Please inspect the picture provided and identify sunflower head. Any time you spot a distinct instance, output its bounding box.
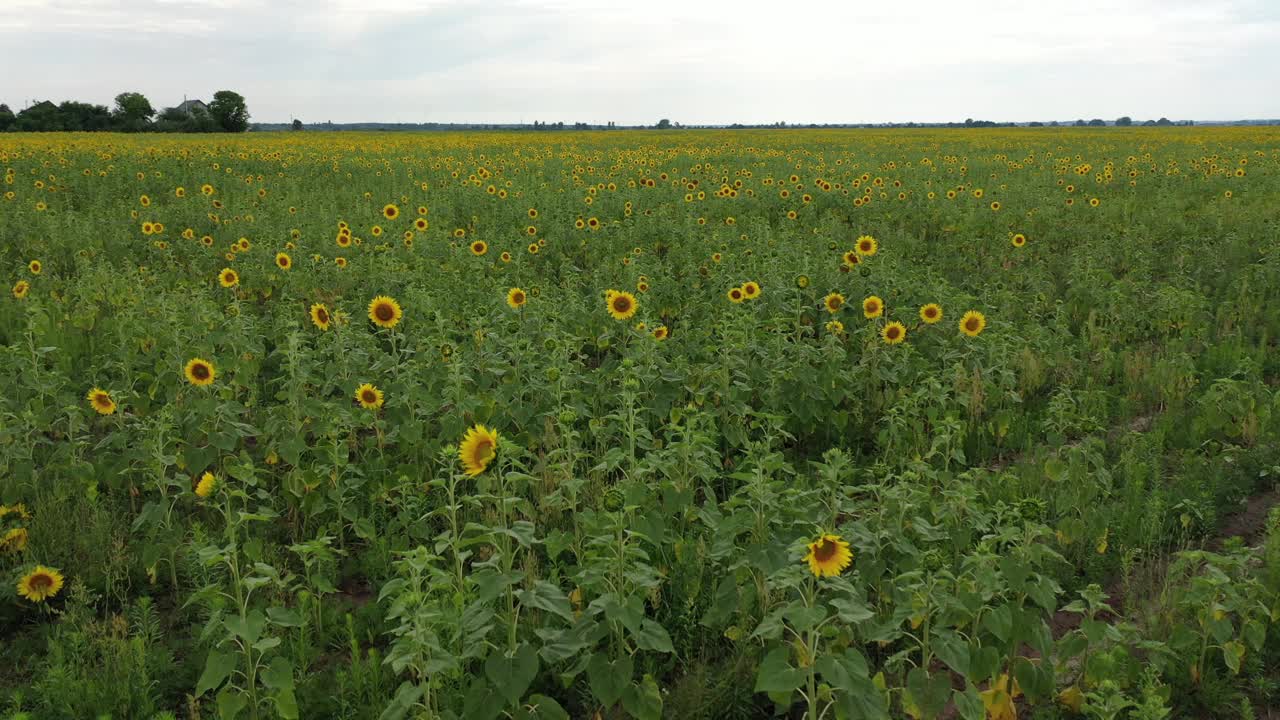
[355,383,384,410]
[823,292,845,314]
[804,534,852,578]
[383,203,400,220]
[507,287,527,309]
[653,325,669,341]
[825,319,844,335]
[742,281,761,299]
[28,260,42,275]
[855,235,878,256]
[1011,233,1027,248]
[17,565,65,603]
[12,280,30,299]
[862,296,884,319]
[727,287,745,304]
[459,424,500,476]
[606,290,638,320]
[184,358,216,386]
[310,303,331,331]
[920,304,943,324]
[795,274,810,288]
[367,295,403,329]
[470,240,488,256]
[275,252,292,270]
[882,321,907,345]
[218,268,239,287]
[195,472,217,498]
[87,388,116,415]
[960,310,987,337]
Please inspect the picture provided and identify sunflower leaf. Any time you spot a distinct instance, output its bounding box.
[196,649,236,697]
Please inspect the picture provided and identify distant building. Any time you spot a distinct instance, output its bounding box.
[174,99,208,115]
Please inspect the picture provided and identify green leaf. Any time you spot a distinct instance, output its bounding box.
[1222,640,1246,674]
[633,619,674,653]
[485,642,539,707]
[829,595,875,624]
[587,652,632,706]
[904,668,951,720]
[216,686,247,720]
[261,656,294,691]
[196,649,236,697]
[621,674,663,720]
[1012,657,1052,702]
[379,681,425,720]
[518,581,574,623]
[754,647,805,694]
[983,604,1012,643]
[266,606,304,628]
[512,694,570,720]
[933,631,970,677]
[225,609,266,645]
[953,686,985,720]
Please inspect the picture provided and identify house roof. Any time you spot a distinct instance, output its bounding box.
[175,99,207,112]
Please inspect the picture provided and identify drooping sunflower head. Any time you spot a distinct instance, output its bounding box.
[310,303,331,331]
[218,268,239,287]
[506,287,527,309]
[184,358,216,386]
[960,310,987,337]
[17,565,65,603]
[470,240,488,256]
[881,321,907,345]
[804,534,852,578]
[741,281,761,299]
[195,471,216,498]
[355,383,384,410]
[606,290,638,320]
[823,292,845,314]
[275,252,292,270]
[367,295,403,329]
[459,424,500,476]
[920,303,943,324]
[653,325,669,341]
[862,295,884,319]
[87,388,116,415]
[855,235,878,256]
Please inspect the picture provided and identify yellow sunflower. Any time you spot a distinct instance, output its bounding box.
[17,565,65,603]
[195,471,216,498]
[470,240,488,256]
[653,325,669,341]
[2,527,28,553]
[823,292,845,314]
[804,534,853,578]
[459,424,500,476]
[184,358,216,386]
[606,290,638,320]
[367,295,403,329]
[727,286,746,303]
[960,310,987,337]
[855,235,878,256]
[310,303,331,331]
[12,280,30,299]
[507,288,527,309]
[87,388,116,415]
[355,383,384,410]
[825,319,844,335]
[218,268,239,287]
[382,203,400,221]
[919,304,942,324]
[275,252,292,270]
[1011,233,1027,248]
[881,321,907,345]
[742,281,761,300]
[862,296,884,319]
[28,260,42,275]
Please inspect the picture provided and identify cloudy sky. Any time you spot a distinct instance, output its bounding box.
[2,0,1278,125]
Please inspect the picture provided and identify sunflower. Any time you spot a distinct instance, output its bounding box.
[500,251,513,263]
[336,233,352,248]
[195,471,216,498]
[606,290,638,320]
[960,310,987,337]
[371,225,383,237]
[823,292,845,314]
[527,243,539,255]
[881,321,907,344]
[28,260,42,275]
[1089,197,1100,207]
[727,287,745,303]
[919,303,942,324]
[87,388,116,415]
[506,287,527,309]
[795,275,810,289]
[355,383,384,410]
[855,235,878,256]
[804,534,853,578]
[310,303,331,331]
[653,325,669,341]
[382,203,400,220]
[275,252,292,270]
[2,527,28,553]
[825,319,844,335]
[201,183,215,196]
[990,201,1001,211]
[842,250,861,267]
[742,281,761,300]
[862,296,884,319]
[218,268,239,287]
[12,280,30,299]
[367,295,403,329]
[459,424,500,476]
[335,257,348,268]
[528,208,538,219]
[184,358,216,386]
[1011,233,1027,248]
[17,565,65,603]
[470,240,488,256]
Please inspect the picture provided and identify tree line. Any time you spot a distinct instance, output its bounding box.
[0,91,250,133]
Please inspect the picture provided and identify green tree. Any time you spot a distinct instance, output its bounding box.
[208,90,250,132]
[1115,116,1132,126]
[113,92,155,132]
[656,118,672,129]
[291,119,303,131]
[0,103,14,132]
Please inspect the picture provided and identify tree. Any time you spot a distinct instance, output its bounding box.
[0,104,14,132]
[1156,117,1173,126]
[291,119,303,131]
[113,92,155,131]
[16,101,63,131]
[1115,116,1132,126]
[655,118,672,129]
[1087,118,1105,127]
[208,91,250,132]
[58,101,112,131]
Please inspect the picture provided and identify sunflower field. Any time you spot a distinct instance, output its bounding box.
[3,128,1280,719]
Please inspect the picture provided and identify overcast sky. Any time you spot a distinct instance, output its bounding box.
[2,0,1278,125]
